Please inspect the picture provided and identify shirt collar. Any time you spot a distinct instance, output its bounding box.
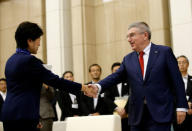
[0,91,6,97]
[92,80,96,84]
[143,42,151,55]
[137,42,151,55]
[183,74,188,79]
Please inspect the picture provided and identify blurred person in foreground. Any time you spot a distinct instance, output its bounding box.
[0,78,7,121]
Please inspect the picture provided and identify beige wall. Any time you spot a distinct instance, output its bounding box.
[169,0,192,75]
[71,0,171,82]
[0,0,171,82]
[71,0,97,83]
[0,0,46,77]
[45,0,74,78]
[95,0,171,79]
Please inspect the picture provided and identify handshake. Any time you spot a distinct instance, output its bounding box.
[81,84,99,98]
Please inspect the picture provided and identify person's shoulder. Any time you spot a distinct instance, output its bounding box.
[27,55,43,64]
[6,52,33,65]
[152,43,171,51]
[9,52,37,61]
[122,51,136,61]
[6,53,16,62]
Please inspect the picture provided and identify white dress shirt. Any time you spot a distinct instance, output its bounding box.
[69,93,78,109]
[183,75,188,91]
[92,81,98,110]
[0,91,6,101]
[69,93,77,104]
[117,83,122,97]
[183,75,189,100]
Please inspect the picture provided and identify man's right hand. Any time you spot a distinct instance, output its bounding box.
[81,84,98,98]
[177,111,186,124]
[115,107,127,118]
[88,84,99,97]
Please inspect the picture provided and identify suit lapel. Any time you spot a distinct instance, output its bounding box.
[114,85,120,96]
[122,82,129,96]
[144,43,159,82]
[67,93,73,104]
[0,94,3,102]
[186,75,192,94]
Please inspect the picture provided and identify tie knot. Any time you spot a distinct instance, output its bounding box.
[139,51,144,56]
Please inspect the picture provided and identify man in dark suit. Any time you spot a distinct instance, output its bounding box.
[1,21,97,131]
[81,64,107,116]
[90,22,188,131]
[173,55,192,131]
[0,95,3,121]
[0,78,6,121]
[104,62,130,131]
[104,62,129,114]
[58,71,82,121]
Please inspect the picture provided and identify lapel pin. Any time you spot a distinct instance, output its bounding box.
[154,51,158,53]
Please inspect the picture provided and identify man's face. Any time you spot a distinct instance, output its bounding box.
[27,37,41,54]
[112,65,120,73]
[177,57,189,73]
[126,27,147,52]
[64,73,74,81]
[0,80,7,92]
[89,66,101,80]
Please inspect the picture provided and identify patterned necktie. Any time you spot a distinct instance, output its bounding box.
[139,51,144,76]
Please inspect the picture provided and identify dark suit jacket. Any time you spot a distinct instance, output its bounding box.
[80,82,107,115]
[58,90,81,121]
[98,43,188,125]
[173,75,192,131]
[1,51,82,121]
[0,95,4,120]
[104,82,129,113]
[186,75,192,103]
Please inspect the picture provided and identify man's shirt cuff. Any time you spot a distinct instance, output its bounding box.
[176,108,188,112]
[95,84,101,93]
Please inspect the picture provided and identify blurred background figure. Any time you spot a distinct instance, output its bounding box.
[80,64,107,116]
[57,71,82,121]
[0,78,7,101]
[39,84,56,131]
[104,62,130,131]
[0,78,7,121]
[173,55,192,131]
